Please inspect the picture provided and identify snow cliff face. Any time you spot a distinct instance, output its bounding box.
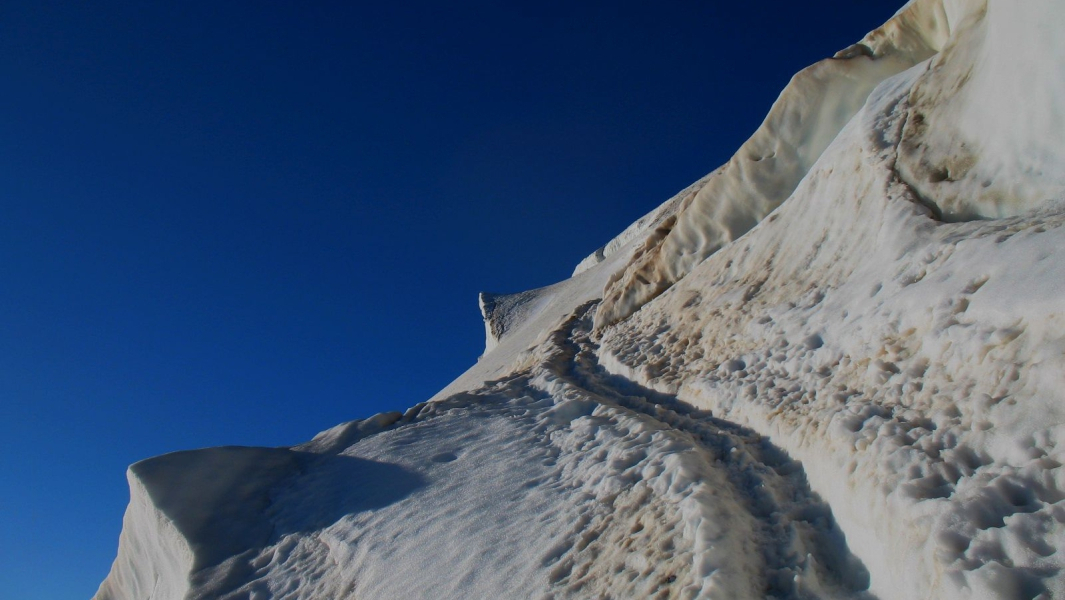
[97,0,1065,598]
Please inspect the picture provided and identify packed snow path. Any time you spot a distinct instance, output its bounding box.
[530,302,874,598]
[96,303,872,600]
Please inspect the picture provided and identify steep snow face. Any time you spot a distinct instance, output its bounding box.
[895,0,1065,220]
[94,467,194,600]
[97,0,1065,598]
[595,0,1065,328]
[591,0,950,329]
[597,37,1065,599]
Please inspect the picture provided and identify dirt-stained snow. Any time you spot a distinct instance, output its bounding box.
[96,0,1065,598]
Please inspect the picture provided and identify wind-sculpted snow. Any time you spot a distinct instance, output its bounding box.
[571,185,687,277]
[96,305,872,599]
[597,47,1065,598]
[595,0,1065,328]
[894,0,1065,221]
[592,0,948,329]
[98,0,1065,597]
[479,185,686,356]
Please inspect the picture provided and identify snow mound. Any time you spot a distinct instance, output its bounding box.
[94,447,309,600]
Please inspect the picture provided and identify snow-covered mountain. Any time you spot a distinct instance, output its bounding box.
[95,0,1065,598]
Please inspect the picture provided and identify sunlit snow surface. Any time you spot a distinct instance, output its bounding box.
[97,0,1065,598]
[98,307,872,600]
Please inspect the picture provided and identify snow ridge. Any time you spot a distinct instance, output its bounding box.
[98,303,875,599]
[591,0,954,329]
[596,21,1065,595]
[97,0,1065,598]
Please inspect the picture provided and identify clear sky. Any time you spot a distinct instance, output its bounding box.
[0,1,900,597]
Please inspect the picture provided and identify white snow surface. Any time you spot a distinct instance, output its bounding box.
[97,1,1065,598]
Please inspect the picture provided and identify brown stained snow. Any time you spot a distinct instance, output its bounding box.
[596,78,1065,597]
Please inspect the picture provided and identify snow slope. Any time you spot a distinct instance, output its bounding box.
[97,306,874,600]
[96,0,1065,598]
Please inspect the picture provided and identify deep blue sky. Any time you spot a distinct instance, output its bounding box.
[0,1,900,597]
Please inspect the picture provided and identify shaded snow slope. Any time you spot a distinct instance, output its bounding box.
[97,0,1065,598]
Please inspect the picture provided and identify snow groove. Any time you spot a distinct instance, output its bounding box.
[533,301,874,598]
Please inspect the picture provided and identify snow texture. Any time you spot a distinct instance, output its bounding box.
[97,0,1065,598]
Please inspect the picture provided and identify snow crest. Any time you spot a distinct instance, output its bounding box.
[597,29,1065,596]
[595,0,1065,329]
[97,0,1065,598]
